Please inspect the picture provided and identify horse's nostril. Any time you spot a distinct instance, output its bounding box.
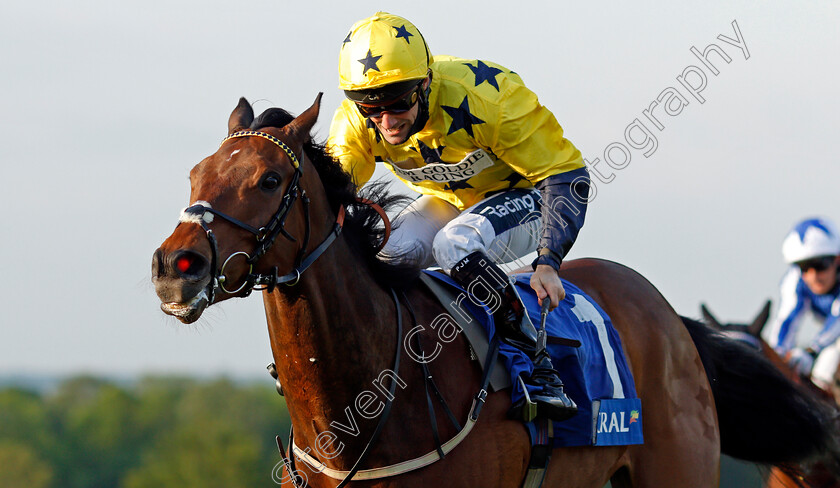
[152,249,165,278]
[169,250,209,278]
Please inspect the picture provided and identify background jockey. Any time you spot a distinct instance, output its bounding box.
[327,12,589,422]
[766,217,840,389]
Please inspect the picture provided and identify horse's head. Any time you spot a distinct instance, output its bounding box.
[700,300,772,349]
[152,94,331,323]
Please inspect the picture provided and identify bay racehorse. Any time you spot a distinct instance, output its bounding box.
[700,303,840,487]
[152,95,839,487]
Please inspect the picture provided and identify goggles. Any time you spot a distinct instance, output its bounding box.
[797,256,836,273]
[355,85,420,119]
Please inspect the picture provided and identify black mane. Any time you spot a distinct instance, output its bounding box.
[252,108,420,288]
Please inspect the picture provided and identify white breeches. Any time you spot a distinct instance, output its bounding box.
[811,341,840,390]
[382,189,542,272]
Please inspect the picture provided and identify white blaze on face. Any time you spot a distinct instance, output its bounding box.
[226,149,240,162]
[179,200,214,225]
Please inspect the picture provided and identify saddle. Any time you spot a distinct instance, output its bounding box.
[418,270,644,449]
[418,272,511,391]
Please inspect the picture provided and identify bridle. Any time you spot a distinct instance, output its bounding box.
[179,130,346,303]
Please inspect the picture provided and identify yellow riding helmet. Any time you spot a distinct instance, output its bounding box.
[339,12,431,101]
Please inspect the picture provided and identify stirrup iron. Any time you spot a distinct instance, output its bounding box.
[517,376,540,422]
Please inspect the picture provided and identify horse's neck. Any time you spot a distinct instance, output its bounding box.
[262,240,402,430]
[262,239,481,473]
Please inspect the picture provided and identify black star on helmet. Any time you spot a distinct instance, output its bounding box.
[358,50,382,75]
[442,96,485,137]
[393,25,413,43]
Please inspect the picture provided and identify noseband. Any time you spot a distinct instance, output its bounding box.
[179,130,345,303]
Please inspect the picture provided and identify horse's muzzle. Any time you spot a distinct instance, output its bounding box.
[152,247,212,324]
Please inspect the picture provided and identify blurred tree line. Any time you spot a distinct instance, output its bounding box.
[0,376,290,488]
[1,376,767,488]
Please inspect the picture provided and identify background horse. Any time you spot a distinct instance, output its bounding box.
[700,302,835,402]
[700,303,840,488]
[152,95,839,487]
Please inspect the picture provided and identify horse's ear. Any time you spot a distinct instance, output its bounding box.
[228,97,254,135]
[748,300,772,337]
[700,303,723,330]
[285,93,323,144]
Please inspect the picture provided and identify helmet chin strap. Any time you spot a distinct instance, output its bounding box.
[397,74,432,142]
[402,99,429,141]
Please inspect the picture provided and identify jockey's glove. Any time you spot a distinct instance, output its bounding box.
[788,347,817,377]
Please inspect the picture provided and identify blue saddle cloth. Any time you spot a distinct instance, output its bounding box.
[423,270,643,447]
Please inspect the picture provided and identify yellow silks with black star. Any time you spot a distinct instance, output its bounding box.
[328,55,584,211]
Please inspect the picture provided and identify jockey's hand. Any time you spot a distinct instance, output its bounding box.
[530,264,565,311]
[788,348,816,377]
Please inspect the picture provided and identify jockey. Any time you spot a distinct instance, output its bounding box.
[327,12,589,422]
[766,217,840,389]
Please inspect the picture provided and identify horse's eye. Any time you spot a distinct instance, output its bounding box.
[260,173,282,192]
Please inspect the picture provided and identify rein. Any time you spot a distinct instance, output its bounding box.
[356,197,391,252]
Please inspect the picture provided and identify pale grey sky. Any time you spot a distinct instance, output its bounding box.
[1,1,837,377]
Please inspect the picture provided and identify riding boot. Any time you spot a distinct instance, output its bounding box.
[450,251,577,422]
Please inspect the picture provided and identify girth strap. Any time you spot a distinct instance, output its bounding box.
[521,418,555,488]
